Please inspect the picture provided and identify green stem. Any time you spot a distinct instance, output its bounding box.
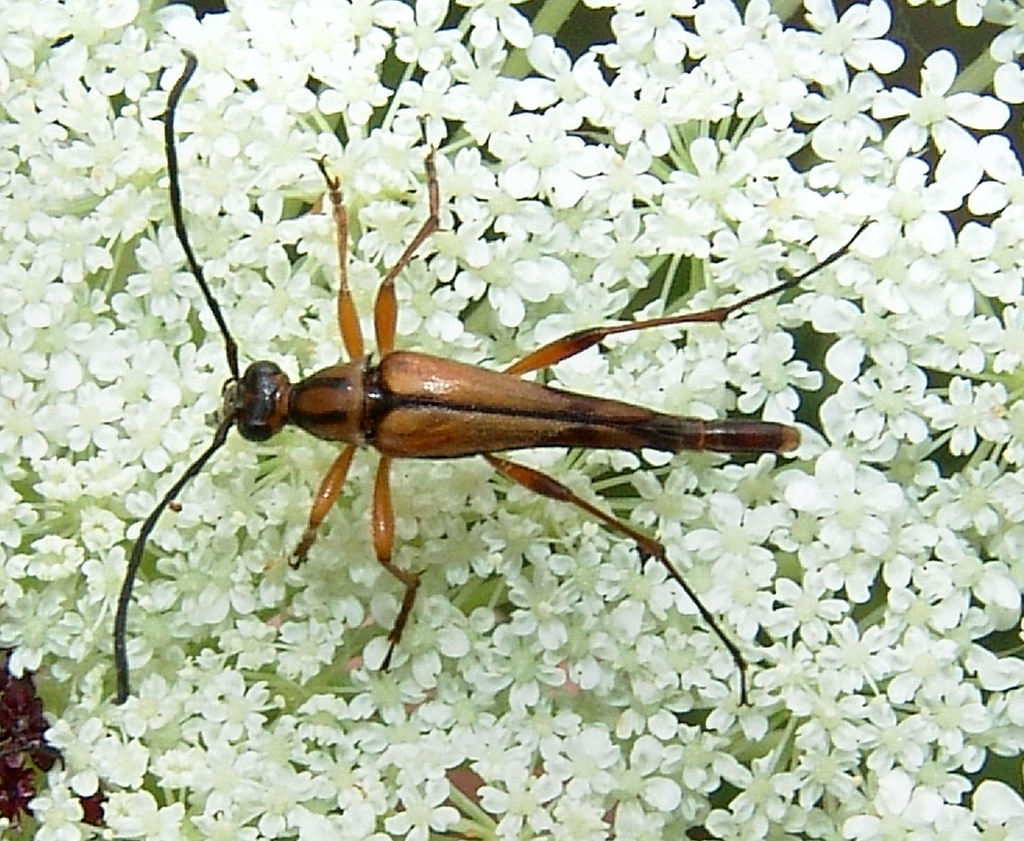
[950,49,999,94]
[504,0,580,77]
[447,780,498,838]
[769,0,804,22]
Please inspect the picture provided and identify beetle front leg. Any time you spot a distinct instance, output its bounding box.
[292,444,357,565]
[317,159,365,362]
[374,147,440,355]
[371,456,421,669]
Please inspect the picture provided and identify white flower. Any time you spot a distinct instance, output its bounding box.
[383,778,460,841]
[842,770,945,840]
[461,0,533,50]
[26,786,88,841]
[784,450,905,557]
[478,765,561,839]
[822,344,931,459]
[968,134,1024,215]
[613,732,683,812]
[873,49,1009,158]
[491,109,605,208]
[973,780,1024,837]
[394,0,460,72]
[803,0,904,81]
[813,618,900,694]
[925,377,1012,455]
[767,569,848,644]
[102,791,185,841]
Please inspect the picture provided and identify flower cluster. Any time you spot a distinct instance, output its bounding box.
[0,650,59,825]
[0,650,104,830]
[2,0,1024,839]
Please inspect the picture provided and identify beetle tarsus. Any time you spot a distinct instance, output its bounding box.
[381,571,420,670]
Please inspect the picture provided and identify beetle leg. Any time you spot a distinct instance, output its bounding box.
[483,453,748,704]
[484,454,664,557]
[375,147,440,355]
[504,220,870,377]
[503,308,737,376]
[316,159,365,362]
[292,443,357,565]
[371,456,421,668]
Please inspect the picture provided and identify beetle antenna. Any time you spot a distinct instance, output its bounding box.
[114,417,233,703]
[114,53,240,703]
[164,51,240,381]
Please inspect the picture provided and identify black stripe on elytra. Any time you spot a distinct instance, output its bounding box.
[287,366,671,440]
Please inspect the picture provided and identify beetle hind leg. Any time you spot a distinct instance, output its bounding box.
[483,453,749,704]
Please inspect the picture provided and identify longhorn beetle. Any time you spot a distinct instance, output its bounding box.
[114,52,868,704]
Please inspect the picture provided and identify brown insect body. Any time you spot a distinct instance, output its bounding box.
[114,51,867,704]
[239,351,799,458]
